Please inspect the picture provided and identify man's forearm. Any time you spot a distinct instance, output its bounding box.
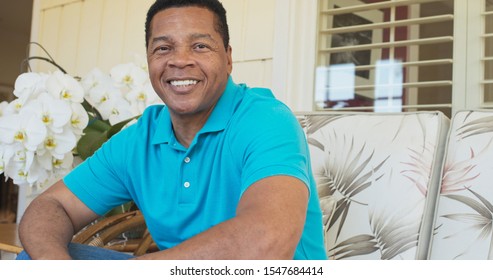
[19,180,100,260]
[134,213,294,260]
[19,196,76,260]
[134,176,308,260]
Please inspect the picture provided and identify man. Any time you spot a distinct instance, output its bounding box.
[18,0,328,260]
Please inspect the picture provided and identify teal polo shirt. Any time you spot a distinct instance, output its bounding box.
[65,77,327,260]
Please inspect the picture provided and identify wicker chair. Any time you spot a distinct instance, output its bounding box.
[72,210,158,256]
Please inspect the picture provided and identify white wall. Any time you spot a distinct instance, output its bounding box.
[222,0,275,88]
[30,0,277,87]
[30,0,318,111]
[272,0,318,112]
[30,0,154,77]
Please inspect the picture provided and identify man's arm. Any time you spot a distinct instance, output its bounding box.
[135,175,308,260]
[18,180,99,260]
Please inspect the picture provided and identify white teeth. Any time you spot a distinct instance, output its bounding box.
[170,80,198,87]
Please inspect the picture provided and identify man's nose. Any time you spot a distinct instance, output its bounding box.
[168,47,195,68]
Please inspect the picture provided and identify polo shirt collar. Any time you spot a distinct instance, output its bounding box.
[199,76,241,134]
[151,76,242,145]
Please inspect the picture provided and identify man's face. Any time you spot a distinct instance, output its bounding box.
[146,7,233,120]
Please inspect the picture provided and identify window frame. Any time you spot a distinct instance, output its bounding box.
[272,0,487,116]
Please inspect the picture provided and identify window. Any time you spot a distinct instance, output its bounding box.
[315,0,455,116]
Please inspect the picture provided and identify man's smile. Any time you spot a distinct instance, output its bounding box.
[169,79,199,87]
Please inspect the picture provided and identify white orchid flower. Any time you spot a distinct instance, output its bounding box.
[41,128,77,159]
[131,53,149,72]
[89,85,124,120]
[13,72,46,100]
[52,153,74,180]
[1,61,157,187]
[12,144,33,166]
[37,151,74,180]
[0,142,18,171]
[69,102,89,137]
[0,101,10,117]
[23,157,49,186]
[110,63,148,90]
[26,160,49,185]
[36,147,74,166]
[87,82,119,103]
[0,111,47,151]
[46,71,85,103]
[53,151,74,170]
[4,159,28,185]
[22,92,72,134]
[3,147,38,186]
[127,82,161,115]
[6,95,30,114]
[81,68,113,93]
[87,84,132,125]
[6,141,36,176]
[0,144,6,174]
[108,99,134,126]
[36,147,52,170]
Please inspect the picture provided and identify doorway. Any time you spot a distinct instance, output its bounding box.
[0,0,33,102]
[0,0,33,223]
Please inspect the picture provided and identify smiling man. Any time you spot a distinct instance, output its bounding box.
[17,0,328,260]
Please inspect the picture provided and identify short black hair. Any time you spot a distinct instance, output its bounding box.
[145,0,230,50]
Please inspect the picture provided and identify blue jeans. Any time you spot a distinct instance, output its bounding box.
[16,243,133,260]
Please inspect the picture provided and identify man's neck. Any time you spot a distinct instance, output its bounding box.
[170,110,213,148]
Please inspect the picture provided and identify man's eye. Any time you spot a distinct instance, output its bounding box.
[155,46,170,53]
[194,44,209,50]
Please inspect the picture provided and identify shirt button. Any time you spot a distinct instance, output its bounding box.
[184,182,190,188]
[184,157,191,163]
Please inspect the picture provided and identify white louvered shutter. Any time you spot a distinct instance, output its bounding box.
[315,0,455,115]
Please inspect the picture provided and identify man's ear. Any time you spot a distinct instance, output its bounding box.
[226,45,233,75]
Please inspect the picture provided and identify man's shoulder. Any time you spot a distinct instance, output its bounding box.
[234,86,295,122]
[233,86,286,115]
[244,86,275,99]
[227,86,301,141]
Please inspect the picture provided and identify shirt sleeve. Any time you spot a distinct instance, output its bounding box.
[63,123,136,215]
[229,90,312,196]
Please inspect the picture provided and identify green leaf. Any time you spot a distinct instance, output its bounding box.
[76,128,109,160]
[87,118,112,132]
[104,201,135,217]
[81,99,103,121]
[107,115,141,138]
[77,120,111,160]
[75,116,142,160]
